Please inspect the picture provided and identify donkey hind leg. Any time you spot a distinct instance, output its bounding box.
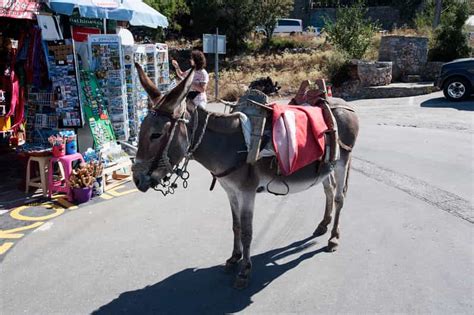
[224,193,243,273]
[234,191,256,289]
[327,155,352,252]
[314,173,336,236]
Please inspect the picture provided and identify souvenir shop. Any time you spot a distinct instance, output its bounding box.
[0,0,169,204]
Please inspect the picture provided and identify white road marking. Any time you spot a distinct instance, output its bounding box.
[352,156,473,224]
[0,210,9,216]
[33,222,54,232]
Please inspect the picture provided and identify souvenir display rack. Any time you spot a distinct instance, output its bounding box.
[143,43,170,93]
[122,45,138,141]
[88,35,129,140]
[79,70,115,149]
[26,90,60,145]
[46,40,82,128]
[155,43,170,92]
[127,45,149,142]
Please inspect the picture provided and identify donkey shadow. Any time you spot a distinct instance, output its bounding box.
[93,236,327,314]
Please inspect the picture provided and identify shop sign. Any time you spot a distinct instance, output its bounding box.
[69,11,117,31]
[91,0,120,8]
[0,0,40,20]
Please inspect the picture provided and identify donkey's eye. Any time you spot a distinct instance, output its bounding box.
[150,133,162,140]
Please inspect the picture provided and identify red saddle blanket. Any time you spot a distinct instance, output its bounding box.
[271,103,328,176]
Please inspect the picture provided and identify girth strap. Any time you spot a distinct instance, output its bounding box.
[209,159,247,191]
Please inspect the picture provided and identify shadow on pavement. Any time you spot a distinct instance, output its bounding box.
[93,236,327,314]
[421,97,474,111]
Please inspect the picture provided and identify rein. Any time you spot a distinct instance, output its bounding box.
[147,107,210,196]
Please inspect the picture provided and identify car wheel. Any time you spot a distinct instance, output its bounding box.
[443,77,471,101]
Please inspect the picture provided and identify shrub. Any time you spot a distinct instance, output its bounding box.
[324,0,378,59]
[264,37,300,50]
[322,51,351,87]
[428,0,471,61]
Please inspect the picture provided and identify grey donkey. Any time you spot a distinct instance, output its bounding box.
[132,65,359,289]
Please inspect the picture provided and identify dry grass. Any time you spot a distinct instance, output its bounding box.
[388,27,427,37]
[209,50,336,101]
[364,33,382,61]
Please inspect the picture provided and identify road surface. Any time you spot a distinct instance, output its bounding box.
[1,92,473,314]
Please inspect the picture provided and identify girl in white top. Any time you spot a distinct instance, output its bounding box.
[171,50,209,109]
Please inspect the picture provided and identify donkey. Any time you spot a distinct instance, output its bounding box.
[132,65,359,289]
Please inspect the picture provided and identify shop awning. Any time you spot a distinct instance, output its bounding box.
[123,1,168,29]
[0,0,41,20]
[45,0,168,28]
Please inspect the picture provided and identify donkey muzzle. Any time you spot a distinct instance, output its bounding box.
[133,172,152,192]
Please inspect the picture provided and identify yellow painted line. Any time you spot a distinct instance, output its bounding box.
[100,193,113,200]
[0,242,14,255]
[0,222,44,239]
[10,204,65,222]
[107,185,138,197]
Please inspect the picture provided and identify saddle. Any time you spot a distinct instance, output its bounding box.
[232,80,348,173]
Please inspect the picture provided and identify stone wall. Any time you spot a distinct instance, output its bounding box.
[421,61,444,81]
[378,36,429,82]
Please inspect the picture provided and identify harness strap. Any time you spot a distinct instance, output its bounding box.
[338,139,353,152]
[209,158,247,191]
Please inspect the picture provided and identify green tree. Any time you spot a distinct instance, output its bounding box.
[324,1,378,59]
[144,0,190,32]
[256,0,294,44]
[187,0,259,53]
[428,0,471,61]
[217,0,258,52]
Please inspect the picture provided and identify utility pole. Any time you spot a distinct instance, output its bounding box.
[214,28,219,101]
[433,0,443,28]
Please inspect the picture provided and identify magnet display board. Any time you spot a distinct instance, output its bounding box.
[79,70,116,149]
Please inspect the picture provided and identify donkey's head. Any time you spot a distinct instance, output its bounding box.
[132,63,195,192]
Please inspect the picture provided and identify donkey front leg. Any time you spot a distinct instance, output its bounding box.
[327,155,352,252]
[234,191,256,289]
[224,194,242,272]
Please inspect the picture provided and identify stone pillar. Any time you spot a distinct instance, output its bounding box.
[357,61,393,86]
[378,36,429,82]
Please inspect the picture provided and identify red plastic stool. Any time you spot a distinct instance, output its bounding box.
[48,153,85,201]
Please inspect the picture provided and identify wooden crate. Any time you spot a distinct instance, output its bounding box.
[102,159,133,191]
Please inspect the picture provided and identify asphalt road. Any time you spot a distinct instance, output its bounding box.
[1,92,473,314]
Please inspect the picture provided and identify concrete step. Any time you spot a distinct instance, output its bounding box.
[404,75,422,83]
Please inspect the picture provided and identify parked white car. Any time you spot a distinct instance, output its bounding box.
[256,18,303,35]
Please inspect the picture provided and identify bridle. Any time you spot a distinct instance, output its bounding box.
[146,106,210,196]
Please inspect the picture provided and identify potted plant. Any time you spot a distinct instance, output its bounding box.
[68,163,97,204]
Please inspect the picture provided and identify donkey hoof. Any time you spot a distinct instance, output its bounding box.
[313,224,328,236]
[233,274,249,290]
[326,239,339,252]
[224,261,239,274]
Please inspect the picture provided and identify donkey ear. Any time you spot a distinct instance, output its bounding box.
[135,63,161,104]
[156,68,195,116]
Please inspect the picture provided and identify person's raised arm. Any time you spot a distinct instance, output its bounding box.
[171,59,185,80]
